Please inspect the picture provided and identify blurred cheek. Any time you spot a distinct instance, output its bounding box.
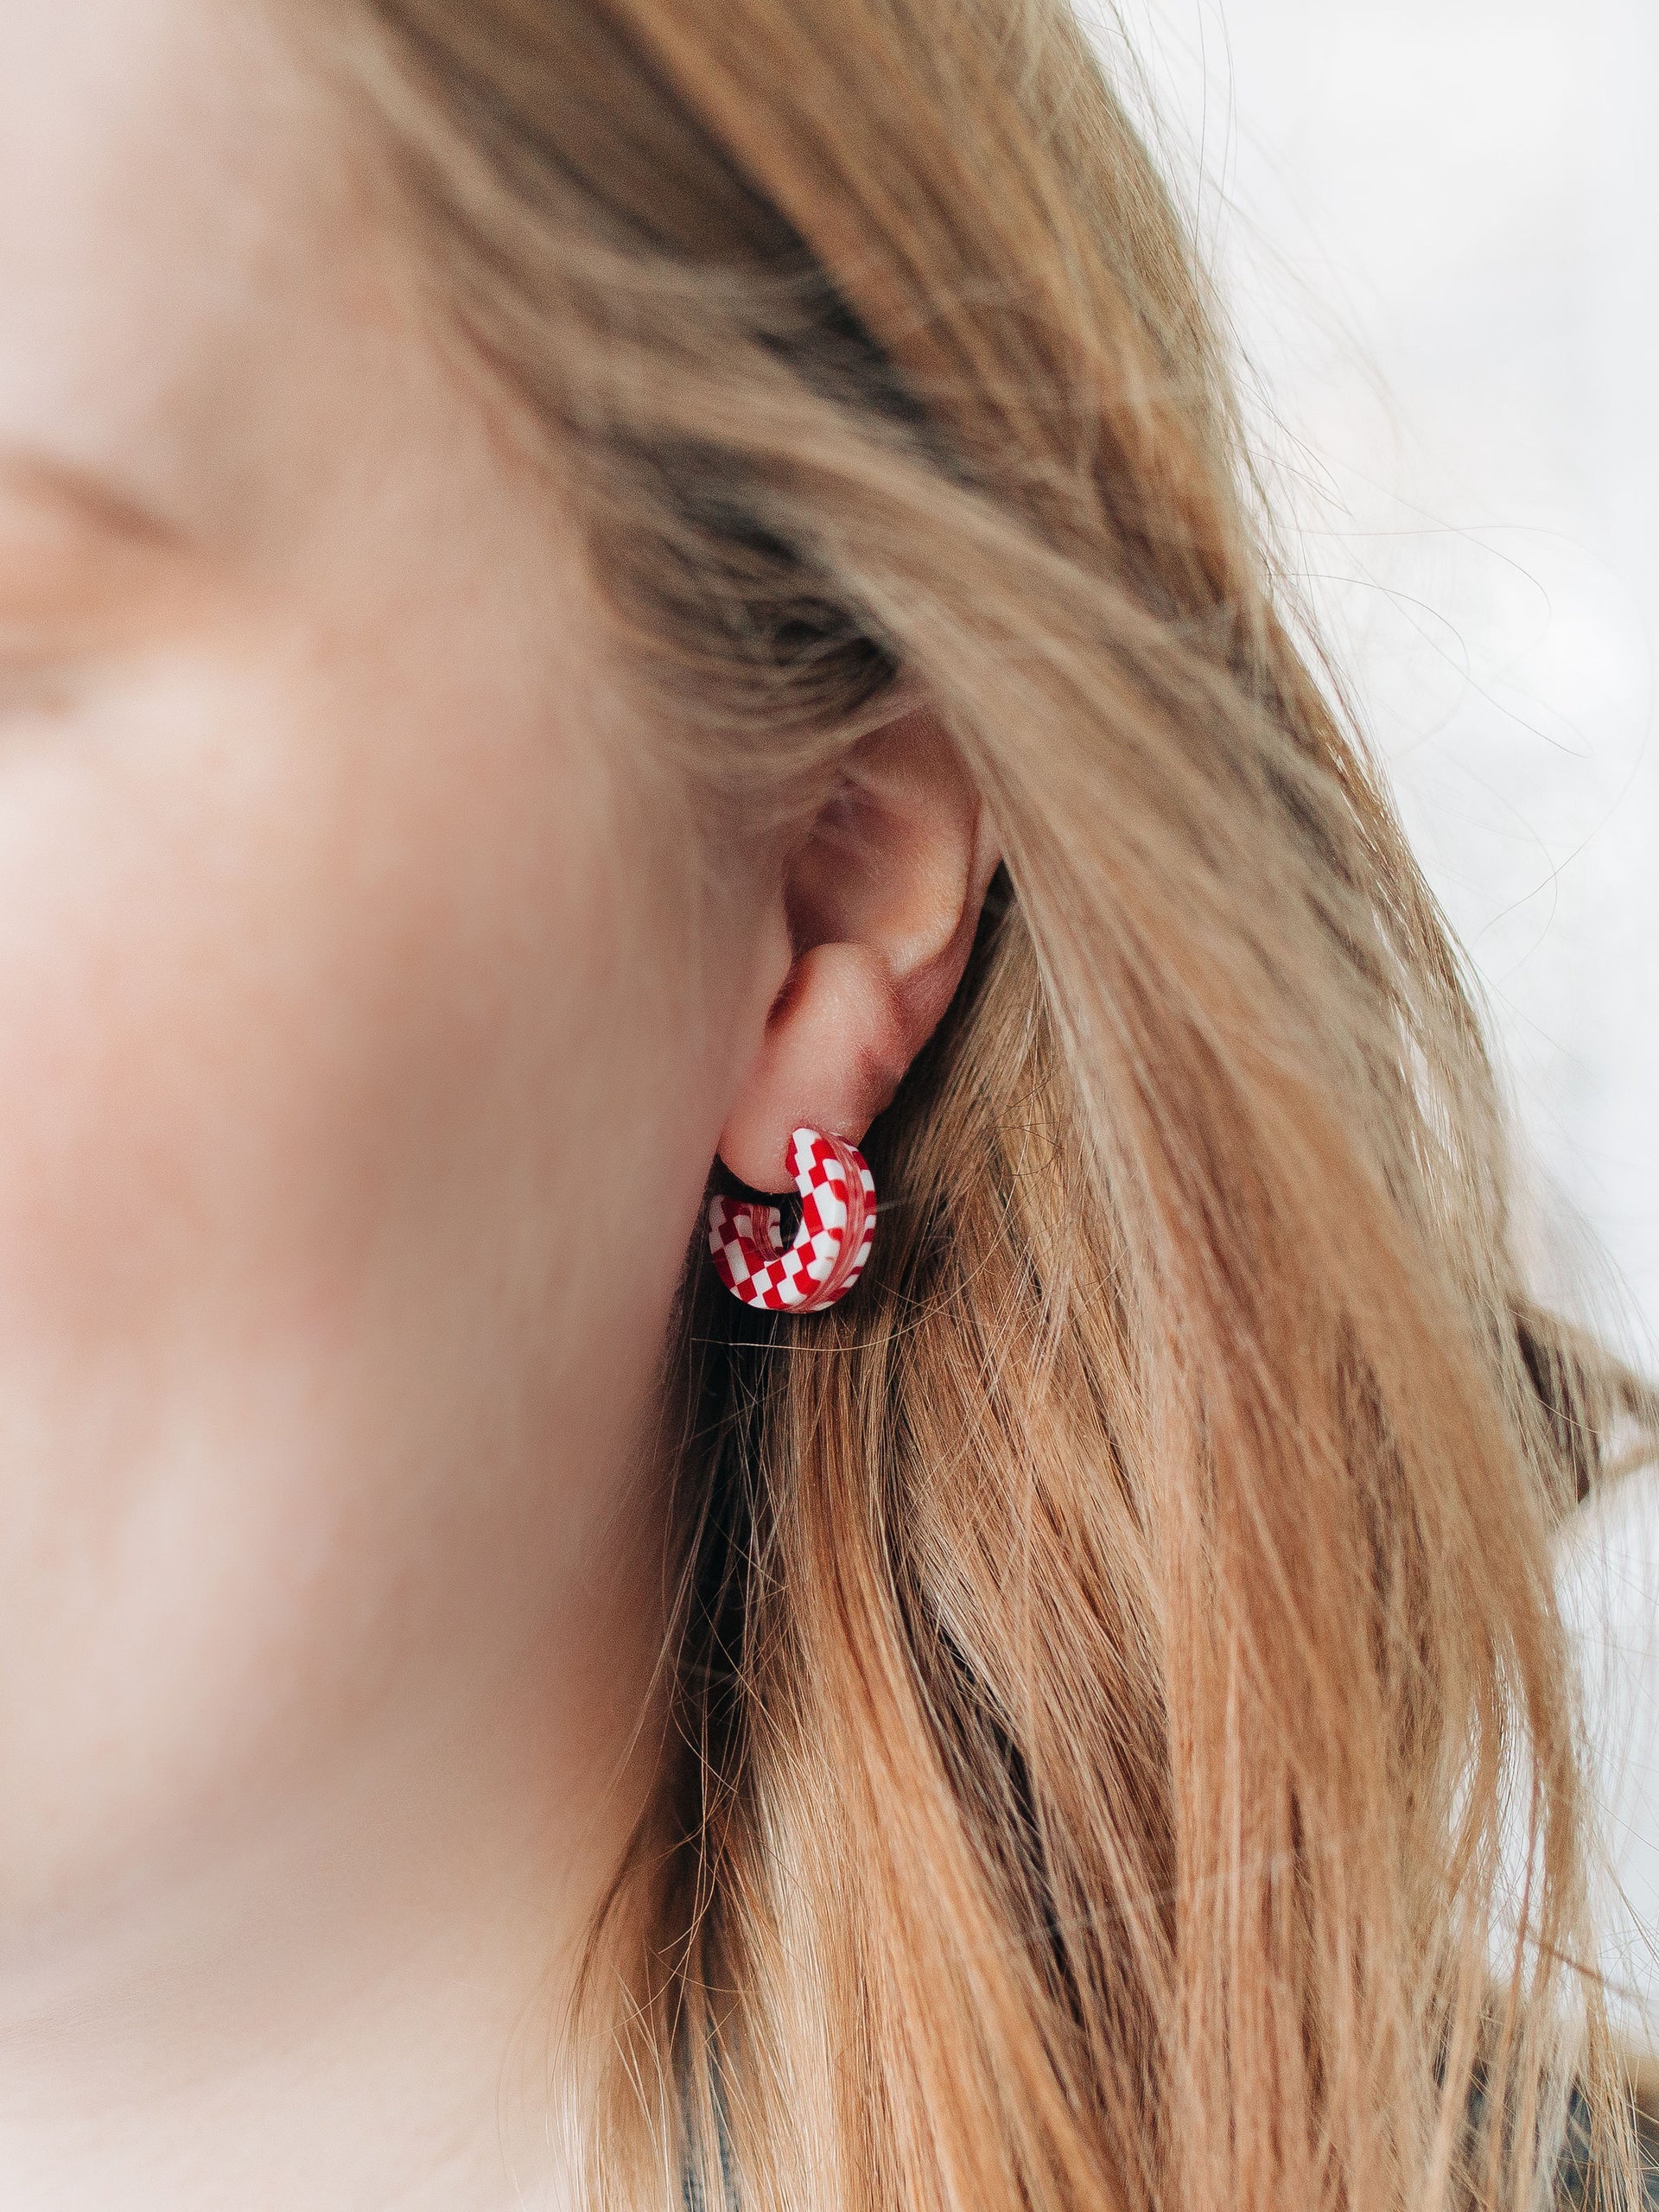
[0,633,719,1916]
[0,691,409,1359]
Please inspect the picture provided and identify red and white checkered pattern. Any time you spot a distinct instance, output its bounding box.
[708,1127,877,1313]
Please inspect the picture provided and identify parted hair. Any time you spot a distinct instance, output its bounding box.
[314,3,1653,2203]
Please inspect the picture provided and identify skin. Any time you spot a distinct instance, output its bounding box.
[0,2,995,2205]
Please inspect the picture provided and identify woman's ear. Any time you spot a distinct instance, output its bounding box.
[719,708,1001,1192]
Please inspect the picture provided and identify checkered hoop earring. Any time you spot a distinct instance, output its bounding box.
[708,1127,877,1313]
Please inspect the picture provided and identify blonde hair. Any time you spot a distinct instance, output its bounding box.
[315,3,1653,2203]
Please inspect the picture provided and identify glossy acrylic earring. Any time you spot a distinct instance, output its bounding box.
[708,1127,877,1313]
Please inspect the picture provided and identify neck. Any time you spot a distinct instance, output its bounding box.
[0,1617,661,2211]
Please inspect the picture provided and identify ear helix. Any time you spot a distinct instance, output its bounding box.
[708,1128,877,1313]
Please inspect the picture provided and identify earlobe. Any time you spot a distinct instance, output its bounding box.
[717,709,998,1193]
[718,941,906,1191]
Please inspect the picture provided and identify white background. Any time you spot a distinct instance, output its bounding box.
[1093,0,1659,2051]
